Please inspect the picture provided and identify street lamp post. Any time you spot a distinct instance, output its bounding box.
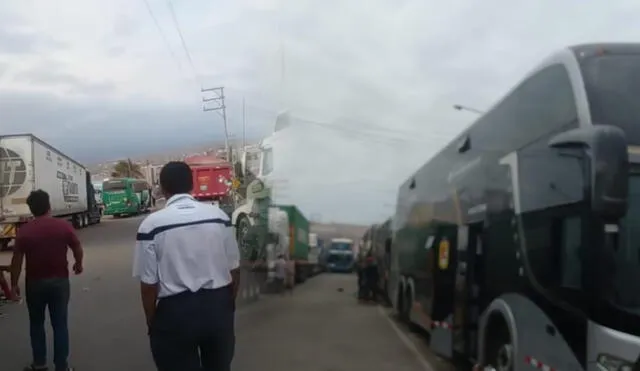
[453,104,485,115]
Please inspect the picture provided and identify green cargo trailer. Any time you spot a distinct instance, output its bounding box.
[276,205,311,283]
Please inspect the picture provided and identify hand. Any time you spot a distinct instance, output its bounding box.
[10,285,21,301]
[73,263,83,275]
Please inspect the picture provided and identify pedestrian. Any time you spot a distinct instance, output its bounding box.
[133,161,240,371]
[364,255,380,302]
[10,189,83,371]
[284,257,296,294]
[273,254,287,294]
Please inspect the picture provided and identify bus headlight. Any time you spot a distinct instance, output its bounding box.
[597,354,634,371]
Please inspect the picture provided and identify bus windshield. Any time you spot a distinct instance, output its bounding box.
[103,180,127,191]
[611,174,640,314]
[581,54,640,143]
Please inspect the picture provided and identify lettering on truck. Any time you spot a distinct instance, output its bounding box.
[57,171,79,202]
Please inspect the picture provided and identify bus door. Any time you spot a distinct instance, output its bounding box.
[429,223,458,358]
[453,222,485,358]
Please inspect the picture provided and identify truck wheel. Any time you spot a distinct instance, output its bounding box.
[0,239,11,252]
[236,215,250,241]
[81,214,87,228]
[236,215,252,261]
[72,214,81,229]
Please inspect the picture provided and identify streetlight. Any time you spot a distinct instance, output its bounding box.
[453,104,485,115]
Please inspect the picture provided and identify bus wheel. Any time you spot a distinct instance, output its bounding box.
[485,315,513,371]
[402,287,413,322]
[396,284,407,321]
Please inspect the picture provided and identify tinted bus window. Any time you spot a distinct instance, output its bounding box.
[103,180,126,191]
[474,64,577,152]
[581,54,640,144]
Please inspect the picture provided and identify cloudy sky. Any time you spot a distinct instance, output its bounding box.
[2,0,640,224]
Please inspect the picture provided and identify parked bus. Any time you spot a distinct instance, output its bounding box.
[391,43,640,370]
[102,178,152,217]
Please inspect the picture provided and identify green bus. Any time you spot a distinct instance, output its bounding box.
[102,178,152,217]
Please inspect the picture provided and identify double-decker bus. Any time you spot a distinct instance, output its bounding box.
[391,43,640,371]
[102,178,152,217]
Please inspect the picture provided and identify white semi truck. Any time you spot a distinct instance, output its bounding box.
[0,134,102,250]
[233,112,291,268]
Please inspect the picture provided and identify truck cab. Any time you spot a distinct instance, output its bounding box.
[326,238,355,273]
[231,112,286,238]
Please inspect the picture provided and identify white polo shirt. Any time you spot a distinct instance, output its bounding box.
[132,194,240,298]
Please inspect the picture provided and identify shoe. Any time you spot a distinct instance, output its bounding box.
[23,365,48,371]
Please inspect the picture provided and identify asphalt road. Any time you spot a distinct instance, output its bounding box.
[0,215,451,371]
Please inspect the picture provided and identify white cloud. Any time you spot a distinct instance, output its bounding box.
[1,0,640,223]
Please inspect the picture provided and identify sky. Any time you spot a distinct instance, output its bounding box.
[2,0,640,224]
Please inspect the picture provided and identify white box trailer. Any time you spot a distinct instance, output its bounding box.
[0,134,101,249]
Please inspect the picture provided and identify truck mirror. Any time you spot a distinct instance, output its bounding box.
[549,125,629,221]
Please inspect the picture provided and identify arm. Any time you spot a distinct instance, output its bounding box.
[67,224,84,273]
[223,221,241,302]
[10,235,25,290]
[133,222,159,329]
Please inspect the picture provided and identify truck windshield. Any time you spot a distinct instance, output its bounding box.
[581,54,640,143]
[611,174,640,314]
[331,242,352,251]
[103,181,126,191]
[261,148,273,176]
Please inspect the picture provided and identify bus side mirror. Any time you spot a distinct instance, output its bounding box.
[549,125,629,221]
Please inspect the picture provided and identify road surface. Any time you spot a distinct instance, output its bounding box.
[0,215,451,371]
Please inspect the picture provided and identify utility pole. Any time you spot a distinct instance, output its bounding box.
[242,97,246,149]
[201,86,230,161]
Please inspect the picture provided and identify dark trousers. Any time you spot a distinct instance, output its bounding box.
[26,277,70,371]
[150,285,235,371]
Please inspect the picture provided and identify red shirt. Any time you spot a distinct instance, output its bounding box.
[15,216,80,281]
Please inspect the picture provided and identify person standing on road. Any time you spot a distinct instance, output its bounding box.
[10,189,84,371]
[134,161,241,371]
[273,254,287,294]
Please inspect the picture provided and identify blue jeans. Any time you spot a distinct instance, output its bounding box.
[26,278,70,371]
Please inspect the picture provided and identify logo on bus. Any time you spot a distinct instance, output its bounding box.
[0,147,27,197]
[438,238,450,270]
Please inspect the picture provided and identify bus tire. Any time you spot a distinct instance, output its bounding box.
[484,313,514,371]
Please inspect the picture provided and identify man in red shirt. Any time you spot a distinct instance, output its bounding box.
[10,189,84,371]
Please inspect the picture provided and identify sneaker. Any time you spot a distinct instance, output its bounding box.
[23,365,48,371]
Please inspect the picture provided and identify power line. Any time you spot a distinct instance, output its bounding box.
[165,0,199,82]
[141,0,184,73]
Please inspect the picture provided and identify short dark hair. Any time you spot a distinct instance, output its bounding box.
[159,161,193,195]
[26,189,51,217]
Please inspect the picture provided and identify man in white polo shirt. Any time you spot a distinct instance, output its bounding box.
[133,161,240,371]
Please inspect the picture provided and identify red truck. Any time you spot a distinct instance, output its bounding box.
[184,155,235,215]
